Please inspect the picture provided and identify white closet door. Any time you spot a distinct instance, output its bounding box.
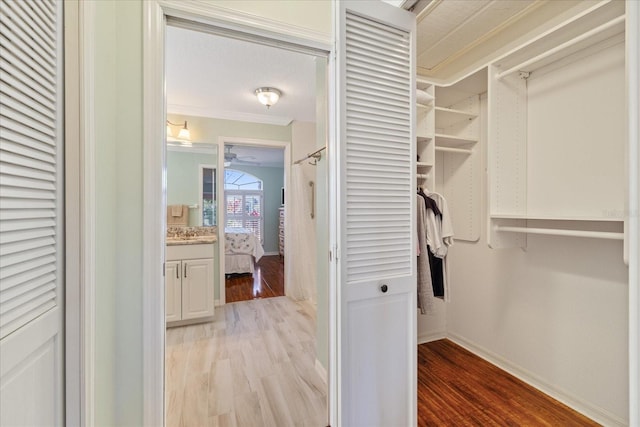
[336,1,416,425]
[0,0,64,425]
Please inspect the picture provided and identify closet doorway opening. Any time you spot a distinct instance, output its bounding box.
[163,20,330,427]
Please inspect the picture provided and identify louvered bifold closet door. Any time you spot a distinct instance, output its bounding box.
[0,0,64,425]
[337,2,416,426]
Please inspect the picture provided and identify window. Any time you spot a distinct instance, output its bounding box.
[224,169,264,243]
[199,165,216,226]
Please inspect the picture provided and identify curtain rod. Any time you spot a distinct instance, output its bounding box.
[293,146,327,165]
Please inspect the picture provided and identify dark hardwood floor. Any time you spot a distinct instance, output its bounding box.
[418,339,600,426]
[225,255,284,303]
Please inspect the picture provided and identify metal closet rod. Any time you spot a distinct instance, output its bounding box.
[294,146,326,165]
[495,15,625,80]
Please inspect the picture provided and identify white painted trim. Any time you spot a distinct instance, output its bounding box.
[627,1,640,424]
[315,358,328,385]
[417,331,446,345]
[65,1,97,425]
[447,333,627,427]
[218,136,291,306]
[263,251,280,256]
[157,1,331,49]
[167,104,293,126]
[64,1,81,424]
[327,38,339,427]
[142,2,166,426]
[142,3,334,426]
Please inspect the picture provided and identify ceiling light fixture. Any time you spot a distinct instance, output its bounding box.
[166,120,191,141]
[254,87,281,109]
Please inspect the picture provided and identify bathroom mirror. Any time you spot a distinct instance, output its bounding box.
[167,142,218,226]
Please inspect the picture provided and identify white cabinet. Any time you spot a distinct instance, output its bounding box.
[165,244,215,324]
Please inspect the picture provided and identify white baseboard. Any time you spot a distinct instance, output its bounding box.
[263,251,280,256]
[417,330,446,345]
[446,332,626,427]
[214,299,221,307]
[315,358,328,385]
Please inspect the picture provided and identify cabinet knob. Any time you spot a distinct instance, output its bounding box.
[380,284,388,293]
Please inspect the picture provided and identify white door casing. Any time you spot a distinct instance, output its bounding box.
[335,1,417,425]
[143,3,332,424]
[0,0,64,425]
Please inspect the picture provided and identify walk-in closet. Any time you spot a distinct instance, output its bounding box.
[414,1,630,425]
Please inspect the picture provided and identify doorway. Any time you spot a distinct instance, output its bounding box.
[163,21,330,426]
[222,142,286,303]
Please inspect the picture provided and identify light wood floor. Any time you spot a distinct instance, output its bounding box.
[166,296,327,427]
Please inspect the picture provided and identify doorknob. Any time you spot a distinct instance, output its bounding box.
[380,284,388,293]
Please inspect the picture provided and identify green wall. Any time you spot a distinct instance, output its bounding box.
[227,165,284,254]
[94,1,143,425]
[166,149,218,227]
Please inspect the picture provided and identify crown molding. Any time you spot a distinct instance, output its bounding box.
[167,103,293,126]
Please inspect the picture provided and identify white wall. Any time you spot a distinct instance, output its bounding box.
[288,121,318,301]
[445,95,629,425]
[208,0,331,41]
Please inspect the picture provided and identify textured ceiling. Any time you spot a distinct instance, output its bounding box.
[416,0,537,76]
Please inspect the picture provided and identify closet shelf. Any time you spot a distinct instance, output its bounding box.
[495,14,625,80]
[417,102,433,109]
[416,162,433,168]
[417,135,433,142]
[434,133,477,148]
[434,106,477,128]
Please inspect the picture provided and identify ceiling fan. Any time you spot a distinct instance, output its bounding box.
[224,145,260,166]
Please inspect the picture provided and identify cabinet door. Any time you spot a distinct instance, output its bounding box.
[181,258,214,320]
[165,261,182,322]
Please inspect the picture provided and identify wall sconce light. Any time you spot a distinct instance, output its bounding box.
[254,87,281,109]
[166,120,191,141]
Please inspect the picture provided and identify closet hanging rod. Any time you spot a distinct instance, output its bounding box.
[416,173,429,179]
[495,225,624,240]
[495,15,625,80]
[294,146,326,165]
[435,146,472,154]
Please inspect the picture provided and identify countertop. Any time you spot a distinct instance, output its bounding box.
[166,236,218,246]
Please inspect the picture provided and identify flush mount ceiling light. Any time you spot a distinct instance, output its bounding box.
[254,87,281,109]
[166,120,191,141]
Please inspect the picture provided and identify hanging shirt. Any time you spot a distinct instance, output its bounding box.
[416,194,434,314]
[425,191,454,301]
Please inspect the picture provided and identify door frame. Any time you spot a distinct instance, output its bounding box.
[142,2,336,426]
[217,136,291,305]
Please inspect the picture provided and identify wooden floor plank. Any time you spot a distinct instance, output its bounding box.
[225,255,284,303]
[418,339,600,426]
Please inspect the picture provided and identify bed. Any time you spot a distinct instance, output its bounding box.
[224,227,265,274]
